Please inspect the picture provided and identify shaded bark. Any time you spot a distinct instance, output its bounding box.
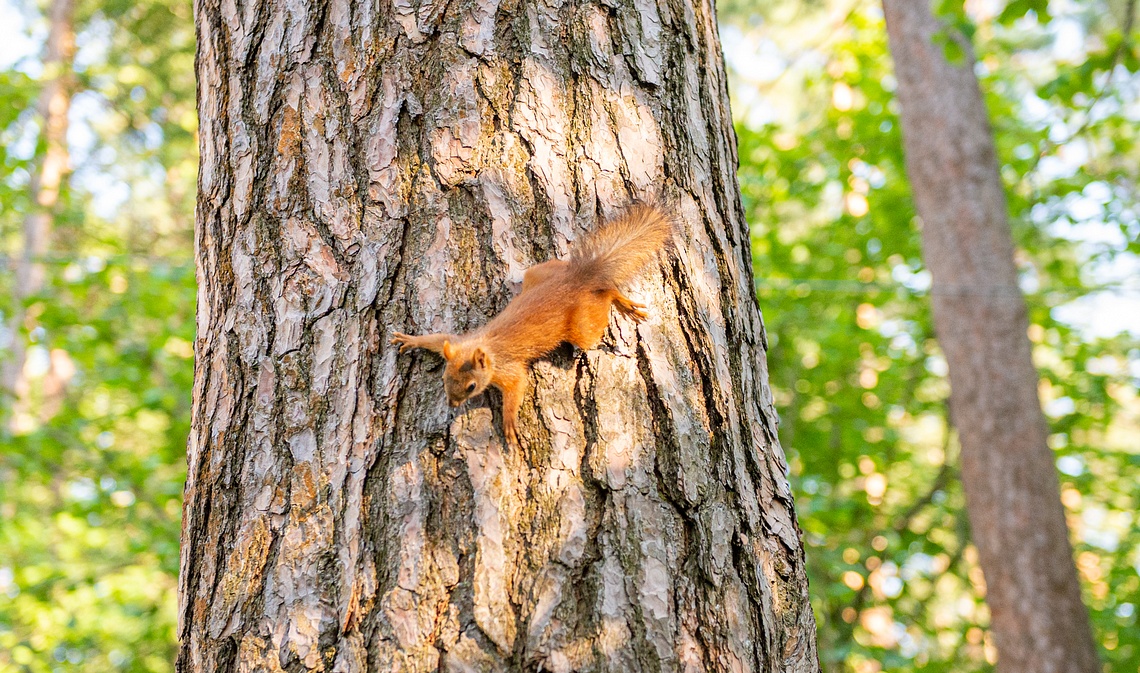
[181,0,819,671]
[881,1,1099,672]
[2,0,75,425]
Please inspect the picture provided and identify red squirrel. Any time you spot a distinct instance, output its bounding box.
[391,204,673,446]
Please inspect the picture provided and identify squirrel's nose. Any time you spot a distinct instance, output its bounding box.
[449,400,460,408]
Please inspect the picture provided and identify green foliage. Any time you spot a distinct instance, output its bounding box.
[0,0,195,670]
[997,0,1052,25]
[723,0,1140,670]
[0,68,36,240]
[1,260,194,672]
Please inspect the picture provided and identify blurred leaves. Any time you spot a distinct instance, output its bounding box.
[0,0,194,669]
[722,0,1140,670]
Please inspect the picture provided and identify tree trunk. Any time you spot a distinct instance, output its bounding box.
[2,0,75,425]
[881,2,1100,672]
[181,0,818,671]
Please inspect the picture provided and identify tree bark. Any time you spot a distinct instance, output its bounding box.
[2,0,75,425]
[182,0,818,671]
[881,2,1100,672]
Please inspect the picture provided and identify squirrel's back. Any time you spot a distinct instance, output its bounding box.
[568,203,673,289]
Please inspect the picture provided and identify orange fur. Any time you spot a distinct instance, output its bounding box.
[391,203,673,446]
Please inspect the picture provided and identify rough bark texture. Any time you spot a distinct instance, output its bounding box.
[182,0,819,671]
[881,2,1100,672]
[2,0,74,423]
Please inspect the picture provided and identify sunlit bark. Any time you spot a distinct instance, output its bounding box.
[182,0,819,670]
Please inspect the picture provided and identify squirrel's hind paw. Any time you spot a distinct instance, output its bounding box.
[617,302,649,323]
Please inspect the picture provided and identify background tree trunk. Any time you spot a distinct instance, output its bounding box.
[881,2,1100,672]
[2,0,74,427]
[182,0,818,671]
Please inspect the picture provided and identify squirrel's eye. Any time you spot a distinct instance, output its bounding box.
[466,382,477,393]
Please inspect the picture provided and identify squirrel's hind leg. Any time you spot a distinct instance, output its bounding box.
[521,259,569,293]
[568,298,612,350]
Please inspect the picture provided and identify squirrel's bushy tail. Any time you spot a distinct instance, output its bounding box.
[569,203,673,289]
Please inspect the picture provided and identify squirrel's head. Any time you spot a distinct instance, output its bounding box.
[441,341,492,407]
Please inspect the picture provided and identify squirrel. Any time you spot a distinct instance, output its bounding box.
[391,203,673,446]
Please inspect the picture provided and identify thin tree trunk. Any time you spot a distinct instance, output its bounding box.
[881,2,1100,671]
[181,0,819,671]
[2,0,75,424]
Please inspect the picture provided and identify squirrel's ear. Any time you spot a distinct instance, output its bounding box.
[472,347,488,370]
[442,340,454,360]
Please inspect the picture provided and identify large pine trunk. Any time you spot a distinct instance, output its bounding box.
[881,2,1099,672]
[181,0,818,671]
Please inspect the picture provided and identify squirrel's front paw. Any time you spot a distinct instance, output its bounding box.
[390,332,414,353]
[503,420,519,447]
